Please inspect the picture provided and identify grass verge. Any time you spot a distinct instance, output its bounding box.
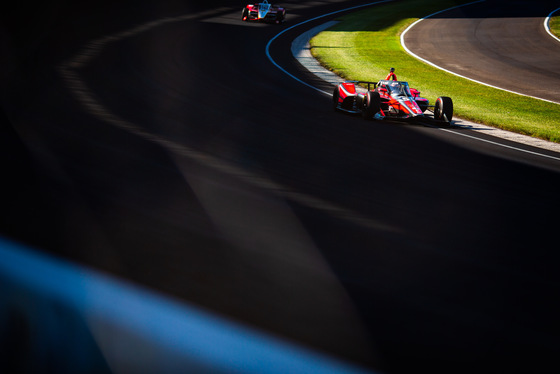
[550,13,560,37]
[310,0,560,143]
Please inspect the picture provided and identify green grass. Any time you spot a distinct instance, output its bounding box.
[550,14,560,38]
[310,0,560,142]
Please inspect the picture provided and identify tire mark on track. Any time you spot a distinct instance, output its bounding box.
[58,8,400,234]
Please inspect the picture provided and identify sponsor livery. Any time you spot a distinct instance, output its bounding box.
[242,1,286,23]
[333,79,453,123]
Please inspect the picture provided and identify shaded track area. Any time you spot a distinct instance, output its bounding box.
[403,0,560,103]
[2,1,560,373]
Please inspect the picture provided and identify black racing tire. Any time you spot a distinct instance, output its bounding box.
[362,91,381,120]
[434,96,453,123]
[332,86,340,111]
[276,10,286,23]
[241,8,249,21]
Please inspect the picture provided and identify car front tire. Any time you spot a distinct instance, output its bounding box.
[362,91,381,120]
[434,96,453,123]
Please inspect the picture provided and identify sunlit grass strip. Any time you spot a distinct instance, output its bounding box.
[550,14,560,37]
[310,0,560,143]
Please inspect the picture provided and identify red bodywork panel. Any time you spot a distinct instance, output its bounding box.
[336,80,427,119]
[377,81,424,117]
[243,3,285,22]
[337,82,357,104]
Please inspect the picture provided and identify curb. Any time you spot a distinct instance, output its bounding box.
[290,21,560,154]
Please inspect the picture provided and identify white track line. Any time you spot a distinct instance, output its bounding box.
[266,0,393,96]
[59,6,399,233]
[401,0,560,106]
[279,1,560,158]
[544,7,560,43]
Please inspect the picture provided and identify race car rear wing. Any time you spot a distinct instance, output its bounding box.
[344,80,378,91]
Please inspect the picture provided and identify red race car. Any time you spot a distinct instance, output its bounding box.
[333,80,453,123]
[242,1,286,23]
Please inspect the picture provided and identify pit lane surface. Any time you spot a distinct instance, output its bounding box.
[2,1,560,373]
[402,0,560,103]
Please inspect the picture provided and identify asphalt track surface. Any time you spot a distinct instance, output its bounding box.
[1,0,560,373]
[402,0,560,104]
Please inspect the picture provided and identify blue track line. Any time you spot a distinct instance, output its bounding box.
[0,237,377,373]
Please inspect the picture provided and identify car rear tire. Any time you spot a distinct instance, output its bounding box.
[434,96,453,123]
[362,91,381,120]
[242,8,249,21]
